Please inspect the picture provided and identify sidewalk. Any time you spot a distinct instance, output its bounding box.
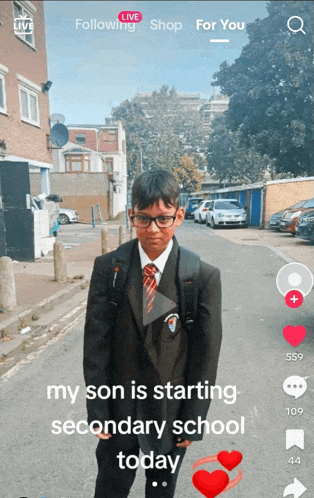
[0,225,124,340]
[208,226,314,273]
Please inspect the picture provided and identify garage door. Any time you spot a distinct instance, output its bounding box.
[251,189,261,225]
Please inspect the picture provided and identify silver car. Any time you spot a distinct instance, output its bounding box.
[205,199,247,228]
[59,207,79,225]
[193,200,212,224]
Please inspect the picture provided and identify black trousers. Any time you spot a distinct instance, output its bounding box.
[94,438,186,498]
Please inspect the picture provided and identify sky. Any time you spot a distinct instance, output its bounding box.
[44,1,269,124]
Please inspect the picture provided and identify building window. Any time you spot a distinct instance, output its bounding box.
[17,74,41,126]
[102,131,117,142]
[0,63,9,114]
[13,1,36,48]
[19,85,39,125]
[65,154,90,172]
[76,134,86,145]
[105,158,113,173]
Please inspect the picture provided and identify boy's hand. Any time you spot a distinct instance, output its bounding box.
[92,428,112,440]
[176,438,192,448]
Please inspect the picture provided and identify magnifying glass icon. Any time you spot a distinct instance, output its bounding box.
[287,16,306,34]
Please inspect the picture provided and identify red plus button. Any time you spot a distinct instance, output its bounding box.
[285,290,303,308]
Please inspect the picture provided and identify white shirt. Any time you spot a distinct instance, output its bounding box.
[138,238,173,286]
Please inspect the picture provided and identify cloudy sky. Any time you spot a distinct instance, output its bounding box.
[44,1,270,123]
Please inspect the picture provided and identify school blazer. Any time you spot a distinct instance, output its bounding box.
[83,237,222,454]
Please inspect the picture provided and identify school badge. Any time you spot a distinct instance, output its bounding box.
[164,313,179,332]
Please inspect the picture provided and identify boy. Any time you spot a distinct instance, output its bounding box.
[83,170,222,497]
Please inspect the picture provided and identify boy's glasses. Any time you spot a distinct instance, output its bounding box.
[130,212,177,228]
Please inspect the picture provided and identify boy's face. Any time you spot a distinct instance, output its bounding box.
[129,200,185,260]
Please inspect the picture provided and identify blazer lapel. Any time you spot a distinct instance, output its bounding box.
[127,243,146,337]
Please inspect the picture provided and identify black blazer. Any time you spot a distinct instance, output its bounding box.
[83,237,222,454]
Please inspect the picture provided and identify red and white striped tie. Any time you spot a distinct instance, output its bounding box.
[143,263,158,314]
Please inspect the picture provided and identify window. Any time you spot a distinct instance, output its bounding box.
[105,158,113,173]
[13,1,36,48]
[76,134,86,145]
[102,131,117,142]
[19,86,39,125]
[17,74,41,126]
[65,154,90,173]
[0,63,8,114]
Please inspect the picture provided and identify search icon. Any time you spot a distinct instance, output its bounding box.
[287,16,306,34]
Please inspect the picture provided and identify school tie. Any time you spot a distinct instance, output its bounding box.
[143,263,158,314]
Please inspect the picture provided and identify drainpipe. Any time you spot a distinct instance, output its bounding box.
[259,186,265,229]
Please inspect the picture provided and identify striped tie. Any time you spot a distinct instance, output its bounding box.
[143,263,158,314]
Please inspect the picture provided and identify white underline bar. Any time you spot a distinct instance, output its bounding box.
[210,39,230,43]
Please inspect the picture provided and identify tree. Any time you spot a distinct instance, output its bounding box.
[112,86,207,184]
[207,116,276,184]
[173,154,203,193]
[212,1,313,176]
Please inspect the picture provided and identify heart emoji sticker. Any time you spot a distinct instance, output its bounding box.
[217,451,243,471]
[192,470,229,498]
[283,325,306,347]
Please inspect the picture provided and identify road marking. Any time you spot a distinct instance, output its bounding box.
[59,302,87,322]
[0,310,86,382]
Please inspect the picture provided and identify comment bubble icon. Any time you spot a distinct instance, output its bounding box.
[283,376,307,399]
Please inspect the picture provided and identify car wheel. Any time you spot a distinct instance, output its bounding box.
[59,214,70,225]
[206,217,210,226]
[194,216,198,223]
[210,217,216,229]
[199,215,202,224]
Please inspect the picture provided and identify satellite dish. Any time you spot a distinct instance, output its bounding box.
[50,123,69,147]
[49,113,65,124]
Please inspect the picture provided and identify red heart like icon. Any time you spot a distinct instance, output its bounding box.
[192,469,229,497]
[283,325,306,347]
[217,451,243,471]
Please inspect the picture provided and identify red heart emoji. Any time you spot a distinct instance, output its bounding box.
[217,451,243,471]
[192,469,229,497]
[283,325,306,347]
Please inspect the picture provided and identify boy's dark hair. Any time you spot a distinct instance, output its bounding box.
[132,170,180,210]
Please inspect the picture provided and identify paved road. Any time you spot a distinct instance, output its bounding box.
[1,221,313,497]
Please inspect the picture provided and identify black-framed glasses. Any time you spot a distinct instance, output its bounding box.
[130,212,177,228]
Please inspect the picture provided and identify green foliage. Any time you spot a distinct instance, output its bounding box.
[112,86,207,185]
[208,116,276,184]
[173,154,203,193]
[212,1,313,176]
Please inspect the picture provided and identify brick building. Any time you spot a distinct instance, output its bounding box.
[51,120,127,222]
[0,0,52,192]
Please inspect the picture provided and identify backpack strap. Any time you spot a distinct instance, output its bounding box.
[178,247,200,332]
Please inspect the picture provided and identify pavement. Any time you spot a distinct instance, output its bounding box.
[0,222,128,365]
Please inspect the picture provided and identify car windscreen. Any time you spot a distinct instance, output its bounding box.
[289,200,308,209]
[302,198,314,209]
[214,201,242,210]
[190,198,202,205]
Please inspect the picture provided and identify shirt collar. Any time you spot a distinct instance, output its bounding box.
[138,238,173,275]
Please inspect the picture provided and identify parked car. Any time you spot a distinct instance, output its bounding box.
[184,197,203,219]
[59,207,79,225]
[279,197,314,235]
[193,200,212,223]
[268,200,308,230]
[295,209,314,242]
[205,199,247,228]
